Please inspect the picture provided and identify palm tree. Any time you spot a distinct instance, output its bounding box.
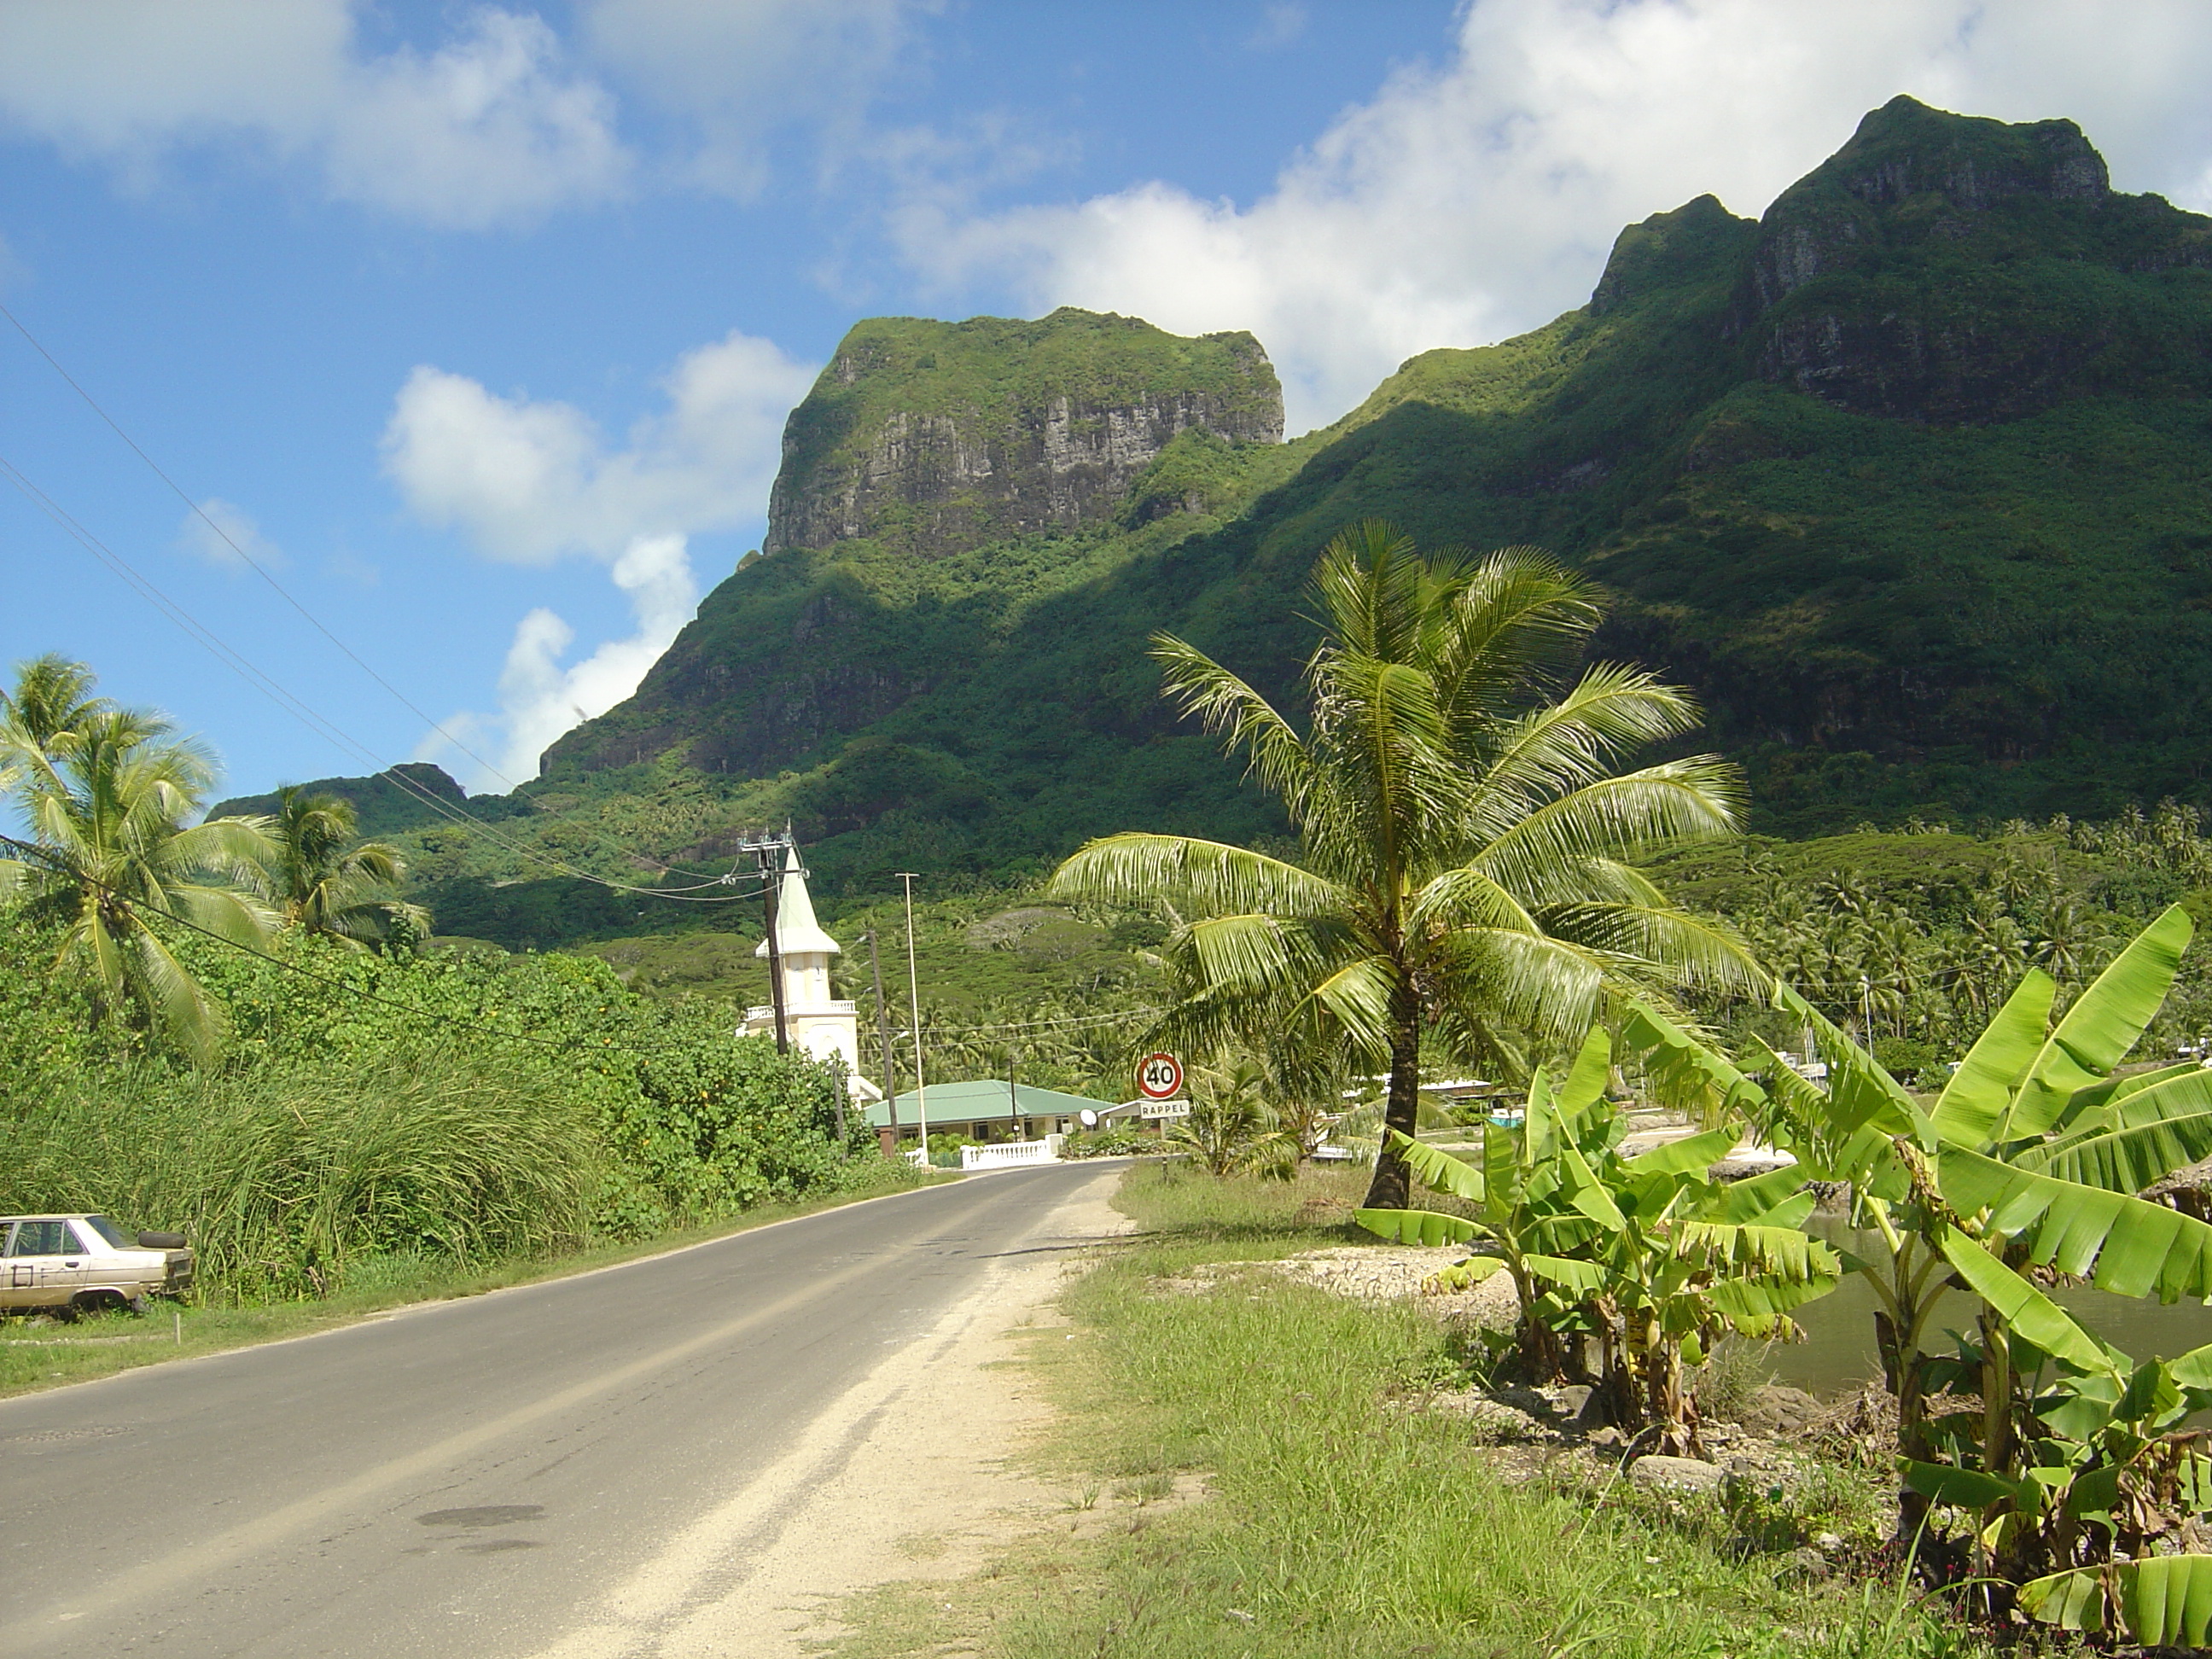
[1049,522,1757,1210]
[267,786,427,947]
[1170,1057,1284,1176]
[0,652,114,759]
[2,662,274,1062]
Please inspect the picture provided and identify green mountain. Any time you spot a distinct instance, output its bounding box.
[230,97,2212,941]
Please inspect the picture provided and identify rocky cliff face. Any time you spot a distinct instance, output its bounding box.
[539,307,1284,785]
[1735,96,2212,423]
[761,308,1283,559]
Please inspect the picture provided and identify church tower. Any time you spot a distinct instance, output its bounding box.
[742,845,882,1100]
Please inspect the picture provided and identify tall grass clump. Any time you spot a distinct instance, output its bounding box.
[0,1041,602,1301]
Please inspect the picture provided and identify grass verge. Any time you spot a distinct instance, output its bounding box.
[828,1161,2009,1659]
[0,1164,961,1400]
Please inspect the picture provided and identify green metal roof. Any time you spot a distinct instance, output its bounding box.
[863,1079,1112,1128]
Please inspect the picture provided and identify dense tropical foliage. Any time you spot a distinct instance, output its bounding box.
[0,657,895,1303]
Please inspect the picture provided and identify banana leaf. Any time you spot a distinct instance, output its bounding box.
[2168,1342,2212,1392]
[2020,1068,2212,1193]
[2020,1554,2212,1645]
[2058,1059,2208,1131]
[1522,1062,1562,1167]
[1901,1460,2028,1510]
[1704,1273,1836,1327]
[2001,905,2193,1144]
[1556,1142,1625,1229]
[1937,1228,2119,1377]
[1930,969,2055,1149]
[1387,1128,1485,1203]
[1524,1254,1607,1294]
[1555,1027,1611,1128]
[1672,1221,1839,1280]
[1424,1255,1506,1292]
[1354,1208,1480,1247]
[1620,1001,1767,1125]
[1620,1126,1738,1180]
[1709,1162,1815,1224]
[1939,1146,2212,1303]
[1776,983,1929,1146]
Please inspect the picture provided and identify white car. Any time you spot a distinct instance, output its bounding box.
[1,1214,194,1317]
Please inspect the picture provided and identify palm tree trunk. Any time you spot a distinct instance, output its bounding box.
[1360,989,1422,1209]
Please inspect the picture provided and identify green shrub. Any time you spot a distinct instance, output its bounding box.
[0,914,870,1300]
[1059,1126,1167,1159]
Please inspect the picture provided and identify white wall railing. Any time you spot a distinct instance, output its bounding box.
[961,1135,1064,1171]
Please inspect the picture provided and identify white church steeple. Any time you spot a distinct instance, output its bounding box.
[742,843,881,1100]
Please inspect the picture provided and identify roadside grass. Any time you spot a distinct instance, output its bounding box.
[828,1161,2011,1659]
[0,1164,961,1400]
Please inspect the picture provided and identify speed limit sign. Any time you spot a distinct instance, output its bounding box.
[1136,1051,1184,1101]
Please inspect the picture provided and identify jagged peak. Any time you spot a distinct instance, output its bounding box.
[1588,193,1757,317]
[1780,95,2108,221]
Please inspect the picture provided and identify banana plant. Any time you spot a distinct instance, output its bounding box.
[1899,1250,2212,1629]
[1625,905,2212,1551]
[1354,1028,1619,1377]
[1356,1028,1839,1452]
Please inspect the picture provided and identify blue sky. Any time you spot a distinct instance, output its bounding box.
[8,1,2212,804]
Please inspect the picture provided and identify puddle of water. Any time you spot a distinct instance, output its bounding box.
[1771,1220,2212,1397]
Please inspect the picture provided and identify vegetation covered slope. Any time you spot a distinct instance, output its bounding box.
[225,97,2212,927]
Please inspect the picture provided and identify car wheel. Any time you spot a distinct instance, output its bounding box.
[69,1290,127,1318]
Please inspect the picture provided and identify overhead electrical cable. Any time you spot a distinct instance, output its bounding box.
[0,298,728,884]
[0,451,758,904]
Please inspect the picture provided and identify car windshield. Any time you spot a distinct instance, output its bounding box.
[82,1215,132,1249]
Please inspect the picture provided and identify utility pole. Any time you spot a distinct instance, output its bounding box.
[868,927,900,1151]
[724,830,795,1053]
[899,872,929,1163]
[1009,1044,1022,1140]
[760,843,789,1054]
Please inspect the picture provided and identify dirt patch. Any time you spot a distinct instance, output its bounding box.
[1157,1244,1521,1328]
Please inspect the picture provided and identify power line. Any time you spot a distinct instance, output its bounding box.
[0,299,731,888]
[0,451,757,905]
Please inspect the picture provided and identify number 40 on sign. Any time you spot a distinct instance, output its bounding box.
[1135,1051,1184,1101]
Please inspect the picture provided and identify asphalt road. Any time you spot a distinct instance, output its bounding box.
[0,1162,1118,1657]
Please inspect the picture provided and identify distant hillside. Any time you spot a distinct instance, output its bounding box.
[260,96,2212,936]
[207,762,527,838]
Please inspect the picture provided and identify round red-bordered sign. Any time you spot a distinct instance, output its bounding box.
[1135,1051,1184,1101]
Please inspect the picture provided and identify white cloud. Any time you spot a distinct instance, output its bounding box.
[178,497,283,572]
[897,0,2212,432]
[1246,5,1308,52]
[381,329,818,563]
[0,1,629,228]
[384,329,818,777]
[579,0,930,196]
[423,533,698,789]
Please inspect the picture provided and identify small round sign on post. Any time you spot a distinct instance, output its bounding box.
[1135,1051,1184,1102]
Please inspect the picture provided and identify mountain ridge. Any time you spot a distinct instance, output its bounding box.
[218,96,2212,923]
